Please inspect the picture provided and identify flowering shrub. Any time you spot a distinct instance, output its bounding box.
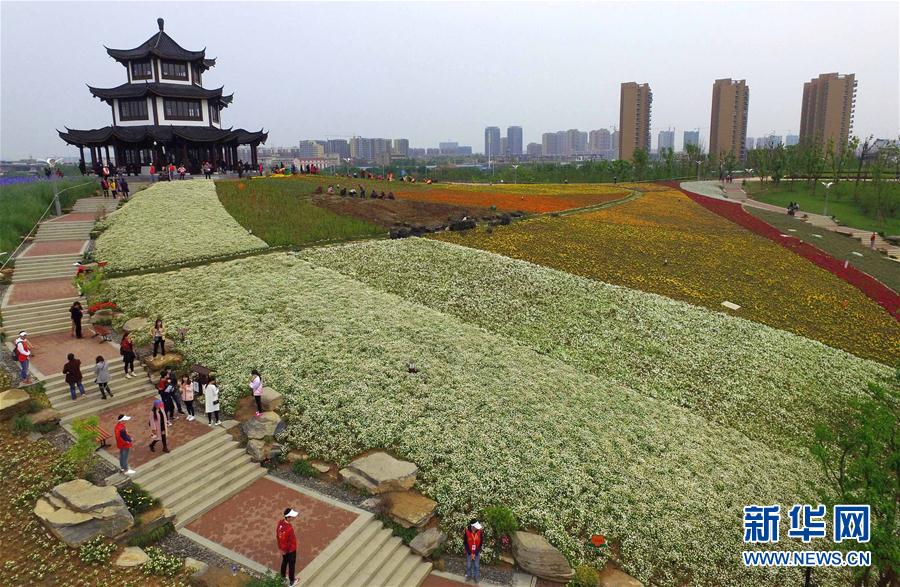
[142,547,183,576]
[434,187,899,364]
[78,537,115,565]
[94,180,266,271]
[105,252,857,585]
[394,183,629,213]
[88,301,117,314]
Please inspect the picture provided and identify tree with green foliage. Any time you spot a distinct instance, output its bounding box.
[632,148,649,180]
[811,375,898,587]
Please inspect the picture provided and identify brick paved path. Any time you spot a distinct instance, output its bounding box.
[186,476,359,572]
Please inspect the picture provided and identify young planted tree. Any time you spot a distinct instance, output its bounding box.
[632,148,649,181]
[811,375,898,587]
[854,135,874,201]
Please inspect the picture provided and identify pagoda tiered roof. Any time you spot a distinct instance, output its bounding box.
[88,82,233,107]
[58,125,267,146]
[105,18,215,71]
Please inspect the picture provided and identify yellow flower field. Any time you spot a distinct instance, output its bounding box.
[435,186,899,364]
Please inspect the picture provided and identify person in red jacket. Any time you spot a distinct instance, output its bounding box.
[114,414,136,475]
[464,519,483,583]
[277,508,299,586]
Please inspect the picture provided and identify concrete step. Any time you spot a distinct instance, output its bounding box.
[2,322,70,337]
[156,450,254,507]
[35,227,92,234]
[325,527,395,587]
[14,256,82,267]
[34,234,91,242]
[60,388,156,423]
[306,520,384,587]
[370,548,420,587]
[46,375,146,404]
[352,536,404,586]
[385,552,431,587]
[12,271,77,283]
[3,314,71,332]
[42,356,125,387]
[1,297,80,313]
[12,263,79,274]
[131,427,226,477]
[139,435,237,495]
[173,462,266,528]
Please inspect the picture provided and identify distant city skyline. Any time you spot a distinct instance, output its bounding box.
[1,2,897,159]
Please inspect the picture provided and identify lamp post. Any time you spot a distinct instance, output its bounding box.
[46,158,62,215]
[344,157,351,177]
[695,160,702,181]
[511,164,519,184]
[820,181,834,217]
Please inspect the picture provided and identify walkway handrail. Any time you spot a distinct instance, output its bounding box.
[0,180,95,272]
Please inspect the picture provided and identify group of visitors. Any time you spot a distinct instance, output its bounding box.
[100,175,130,199]
[786,201,801,216]
[61,352,113,400]
[323,183,396,200]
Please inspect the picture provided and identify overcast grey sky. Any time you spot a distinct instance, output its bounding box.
[1,1,897,159]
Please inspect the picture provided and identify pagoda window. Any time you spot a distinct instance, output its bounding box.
[131,60,153,80]
[210,104,220,124]
[119,98,149,121]
[164,98,203,121]
[161,60,188,81]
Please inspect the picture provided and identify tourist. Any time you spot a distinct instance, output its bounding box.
[202,161,212,179]
[101,177,110,198]
[102,164,110,178]
[13,331,32,385]
[69,301,84,339]
[148,398,170,453]
[114,414,136,475]
[463,519,483,583]
[150,318,166,357]
[249,369,263,417]
[119,177,130,200]
[204,375,221,426]
[149,163,156,182]
[277,508,299,587]
[109,176,117,199]
[177,164,186,180]
[78,160,86,176]
[169,369,185,417]
[870,232,877,250]
[119,332,136,378]
[180,375,196,421]
[63,353,86,400]
[168,163,176,181]
[157,369,176,421]
[258,163,263,176]
[94,355,113,399]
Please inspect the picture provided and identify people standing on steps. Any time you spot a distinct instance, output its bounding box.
[277,508,299,587]
[870,232,877,250]
[250,369,263,417]
[157,369,176,421]
[119,177,130,200]
[94,355,113,400]
[148,398,170,453]
[204,375,221,426]
[119,332,136,377]
[463,519,483,583]
[115,414,136,475]
[150,319,166,357]
[13,331,32,386]
[169,369,185,417]
[180,375,196,421]
[63,353,86,400]
[69,301,84,339]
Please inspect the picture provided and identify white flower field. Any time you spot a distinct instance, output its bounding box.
[93,180,267,271]
[101,239,886,585]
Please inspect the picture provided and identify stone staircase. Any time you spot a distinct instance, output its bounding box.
[71,196,120,215]
[41,355,158,423]
[1,297,80,337]
[34,220,95,242]
[131,425,267,529]
[299,513,432,587]
[11,253,83,283]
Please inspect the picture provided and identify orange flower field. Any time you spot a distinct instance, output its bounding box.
[394,183,630,213]
[435,185,900,364]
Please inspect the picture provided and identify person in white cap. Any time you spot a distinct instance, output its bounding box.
[277,507,299,587]
[13,331,32,385]
[114,414,136,475]
[464,519,484,583]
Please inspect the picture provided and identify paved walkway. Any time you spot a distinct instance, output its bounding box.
[681,180,900,259]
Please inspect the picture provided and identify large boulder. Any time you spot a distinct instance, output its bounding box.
[598,567,643,587]
[185,557,209,580]
[34,479,133,545]
[142,352,182,371]
[27,408,61,427]
[0,389,31,421]
[114,546,149,567]
[385,491,437,528]
[511,531,574,584]
[338,452,418,494]
[409,527,447,557]
[260,387,283,411]
[246,439,268,462]
[122,317,149,333]
[241,411,285,440]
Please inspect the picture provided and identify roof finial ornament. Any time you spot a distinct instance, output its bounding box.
[157,17,164,31]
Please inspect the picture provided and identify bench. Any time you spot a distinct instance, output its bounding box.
[83,424,111,449]
[91,324,112,342]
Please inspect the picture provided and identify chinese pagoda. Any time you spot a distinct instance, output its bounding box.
[59,18,266,174]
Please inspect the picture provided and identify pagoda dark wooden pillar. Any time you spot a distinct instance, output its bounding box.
[181,143,188,167]
[251,143,258,168]
[104,145,111,165]
[89,147,96,169]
